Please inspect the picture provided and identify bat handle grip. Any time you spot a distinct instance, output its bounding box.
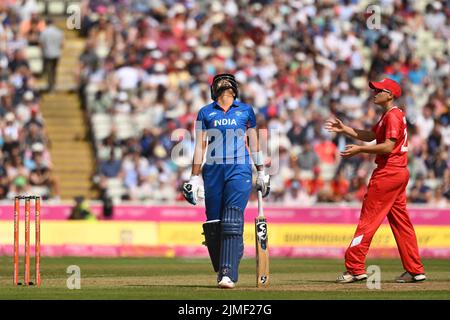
[257,190,264,218]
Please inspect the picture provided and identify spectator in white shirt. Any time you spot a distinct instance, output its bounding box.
[415,104,435,140]
[114,61,143,92]
[2,112,20,155]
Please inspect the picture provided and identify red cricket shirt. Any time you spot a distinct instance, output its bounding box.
[371,106,408,168]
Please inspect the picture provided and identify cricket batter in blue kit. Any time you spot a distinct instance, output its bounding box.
[183,74,270,289]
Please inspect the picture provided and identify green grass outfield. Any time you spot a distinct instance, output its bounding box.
[0,257,449,299]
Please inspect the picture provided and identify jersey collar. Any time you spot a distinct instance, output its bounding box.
[383,106,399,114]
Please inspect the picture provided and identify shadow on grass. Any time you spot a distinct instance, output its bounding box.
[126,284,218,289]
[286,280,338,284]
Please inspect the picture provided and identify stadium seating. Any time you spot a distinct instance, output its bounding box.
[77,0,449,204]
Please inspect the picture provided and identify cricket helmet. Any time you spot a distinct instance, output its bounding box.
[210,73,239,101]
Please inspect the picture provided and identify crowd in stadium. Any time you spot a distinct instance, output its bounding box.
[1,0,449,206]
[78,0,450,205]
[0,0,59,200]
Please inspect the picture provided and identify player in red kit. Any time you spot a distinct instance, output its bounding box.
[325,78,426,283]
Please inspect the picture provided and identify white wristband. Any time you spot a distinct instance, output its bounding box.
[251,151,264,166]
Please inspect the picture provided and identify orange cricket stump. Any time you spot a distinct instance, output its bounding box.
[24,198,31,286]
[13,197,20,286]
[35,197,41,287]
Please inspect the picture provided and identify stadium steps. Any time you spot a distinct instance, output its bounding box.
[39,21,96,201]
[54,17,83,92]
[41,92,96,200]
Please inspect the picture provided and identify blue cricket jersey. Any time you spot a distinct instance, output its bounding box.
[196,100,257,165]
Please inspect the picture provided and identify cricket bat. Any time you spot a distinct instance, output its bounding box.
[255,190,269,287]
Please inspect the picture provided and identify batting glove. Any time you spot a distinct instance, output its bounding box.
[256,171,270,198]
[182,175,205,205]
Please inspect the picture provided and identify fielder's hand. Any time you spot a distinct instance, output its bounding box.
[325,118,346,133]
[340,144,361,158]
[182,175,205,205]
[256,171,270,198]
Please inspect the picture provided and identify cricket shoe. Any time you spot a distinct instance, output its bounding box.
[395,272,426,283]
[218,276,235,289]
[336,271,368,283]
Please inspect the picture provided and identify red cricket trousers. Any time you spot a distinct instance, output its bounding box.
[345,166,424,275]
